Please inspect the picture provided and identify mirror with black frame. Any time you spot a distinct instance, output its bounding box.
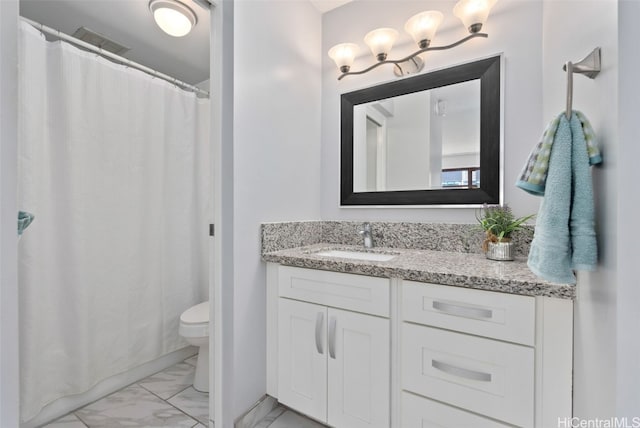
[340,55,502,206]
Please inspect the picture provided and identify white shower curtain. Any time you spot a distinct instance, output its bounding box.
[18,22,210,421]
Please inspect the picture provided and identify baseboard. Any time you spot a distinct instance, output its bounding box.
[21,346,197,428]
[234,395,279,428]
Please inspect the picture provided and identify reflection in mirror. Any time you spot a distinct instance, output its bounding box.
[340,55,501,206]
[353,80,480,192]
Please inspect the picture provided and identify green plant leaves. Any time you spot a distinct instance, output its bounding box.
[476,204,534,241]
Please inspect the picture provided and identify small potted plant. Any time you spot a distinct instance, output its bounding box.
[476,204,534,261]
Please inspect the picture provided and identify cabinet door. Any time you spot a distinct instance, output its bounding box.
[327,308,390,428]
[278,298,327,423]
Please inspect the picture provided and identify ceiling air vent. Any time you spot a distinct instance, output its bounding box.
[71,27,130,56]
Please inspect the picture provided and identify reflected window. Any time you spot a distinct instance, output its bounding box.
[441,167,480,189]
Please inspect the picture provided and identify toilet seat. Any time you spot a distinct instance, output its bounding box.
[179,301,209,338]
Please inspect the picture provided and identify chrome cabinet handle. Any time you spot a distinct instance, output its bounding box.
[432,300,493,320]
[432,359,492,382]
[315,312,324,354]
[328,316,337,359]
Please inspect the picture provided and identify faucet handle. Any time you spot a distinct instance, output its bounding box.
[359,222,374,248]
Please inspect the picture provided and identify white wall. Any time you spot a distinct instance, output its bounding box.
[428,95,443,187]
[321,0,542,221]
[211,1,235,425]
[0,0,19,426]
[385,91,431,191]
[442,110,480,157]
[442,153,479,170]
[542,0,619,418]
[233,0,322,418]
[616,0,640,418]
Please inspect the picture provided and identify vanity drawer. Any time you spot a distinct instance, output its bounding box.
[403,281,535,346]
[278,266,390,317]
[402,391,512,428]
[402,323,534,427]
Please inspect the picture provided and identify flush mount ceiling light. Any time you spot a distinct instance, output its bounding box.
[149,0,197,37]
[328,0,497,80]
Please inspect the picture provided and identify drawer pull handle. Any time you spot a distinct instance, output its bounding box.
[329,316,337,359]
[432,359,492,382]
[432,301,493,319]
[315,312,324,354]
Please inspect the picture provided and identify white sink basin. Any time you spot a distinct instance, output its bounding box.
[313,249,397,262]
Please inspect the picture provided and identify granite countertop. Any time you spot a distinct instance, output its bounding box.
[262,243,575,300]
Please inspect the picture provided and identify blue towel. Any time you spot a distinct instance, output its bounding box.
[527,112,598,284]
[18,211,35,236]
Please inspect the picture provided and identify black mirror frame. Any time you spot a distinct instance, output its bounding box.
[340,55,502,206]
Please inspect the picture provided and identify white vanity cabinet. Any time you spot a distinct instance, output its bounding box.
[272,266,391,428]
[266,263,573,428]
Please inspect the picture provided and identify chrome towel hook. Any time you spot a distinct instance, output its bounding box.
[563,47,602,119]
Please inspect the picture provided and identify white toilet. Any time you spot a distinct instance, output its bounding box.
[179,301,209,392]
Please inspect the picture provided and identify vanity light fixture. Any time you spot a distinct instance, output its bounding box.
[453,0,497,33]
[364,28,399,62]
[149,0,197,37]
[328,43,360,73]
[328,0,497,80]
[405,10,444,49]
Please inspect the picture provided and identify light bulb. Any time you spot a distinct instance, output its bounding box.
[405,11,444,49]
[364,28,399,62]
[328,43,359,73]
[149,0,197,37]
[453,0,497,34]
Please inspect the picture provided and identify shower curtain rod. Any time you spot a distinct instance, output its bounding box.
[21,17,210,98]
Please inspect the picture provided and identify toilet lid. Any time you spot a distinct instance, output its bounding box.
[180,301,209,324]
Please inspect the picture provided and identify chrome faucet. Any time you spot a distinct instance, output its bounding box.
[359,222,373,248]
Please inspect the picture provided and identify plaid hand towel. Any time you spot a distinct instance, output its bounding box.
[516,111,602,196]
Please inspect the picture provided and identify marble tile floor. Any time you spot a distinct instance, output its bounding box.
[254,406,327,428]
[43,352,323,428]
[43,355,208,428]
